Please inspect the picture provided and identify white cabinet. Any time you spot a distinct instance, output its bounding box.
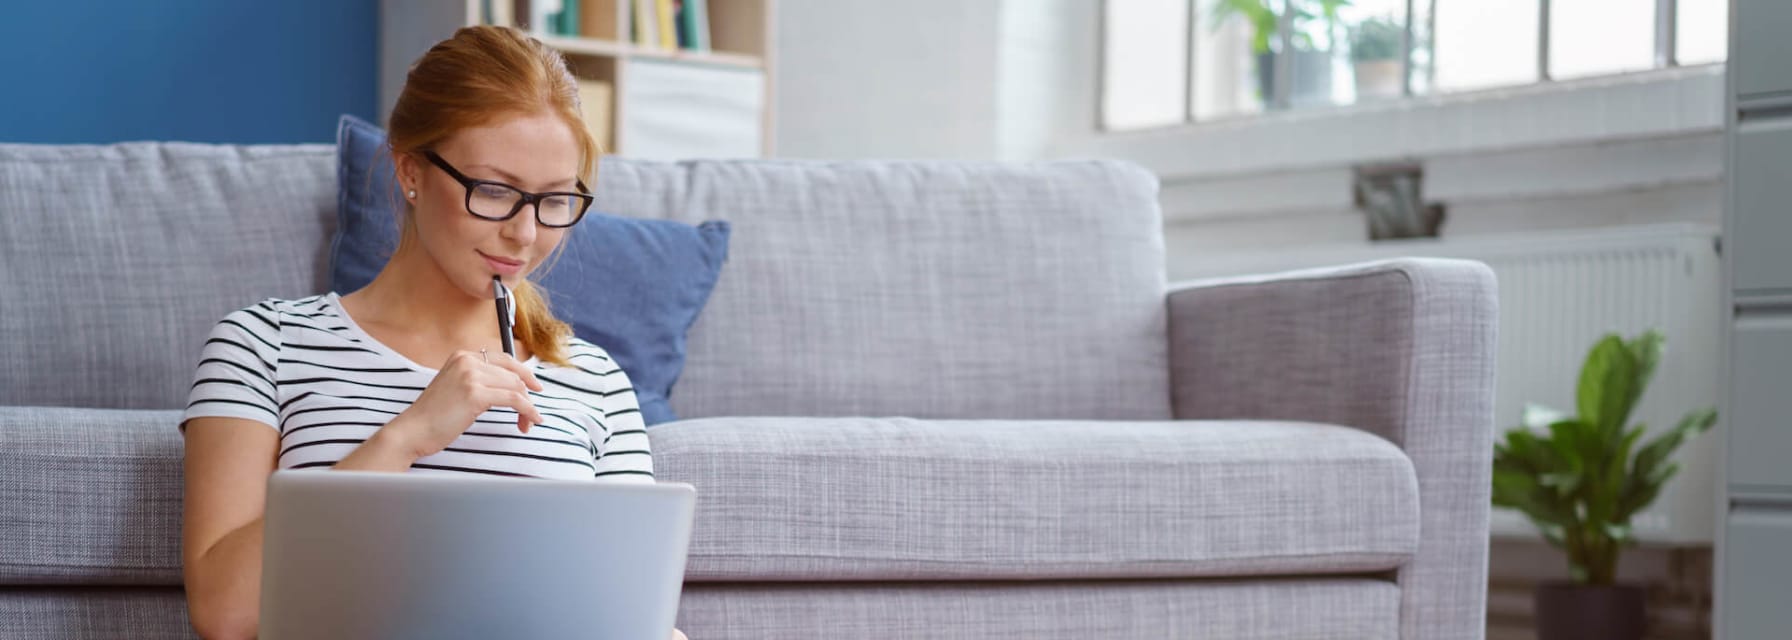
[618,59,765,160]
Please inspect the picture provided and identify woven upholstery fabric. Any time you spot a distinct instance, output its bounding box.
[674,578,1400,640]
[651,416,1420,582]
[0,408,1420,587]
[593,158,1173,421]
[0,579,1398,640]
[0,588,194,639]
[1168,258,1499,640]
[0,142,336,410]
[0,407,185,585]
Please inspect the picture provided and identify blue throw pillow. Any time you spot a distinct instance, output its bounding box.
[331,114,728,425]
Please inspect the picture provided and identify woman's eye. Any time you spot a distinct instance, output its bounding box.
[542,195,572,210]
[473,184,513,199]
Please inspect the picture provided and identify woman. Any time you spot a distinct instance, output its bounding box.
[180,26,686,640]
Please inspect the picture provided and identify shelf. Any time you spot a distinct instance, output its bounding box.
[537,35,764,69]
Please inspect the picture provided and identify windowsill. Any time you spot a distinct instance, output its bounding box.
[1058,64,1726,181]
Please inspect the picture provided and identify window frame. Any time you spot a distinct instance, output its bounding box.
[1098,0,1700,132]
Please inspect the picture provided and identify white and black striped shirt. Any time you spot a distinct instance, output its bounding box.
[180,293,653,482]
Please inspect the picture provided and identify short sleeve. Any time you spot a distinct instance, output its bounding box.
[181,303,283,433]
[585,353,655,484]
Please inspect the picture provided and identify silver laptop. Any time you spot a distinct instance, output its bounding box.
[259,470,696,640]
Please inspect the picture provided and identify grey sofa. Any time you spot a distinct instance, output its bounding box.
[0,141,1497,639]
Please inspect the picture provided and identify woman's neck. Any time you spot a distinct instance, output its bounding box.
[345,248,505,353]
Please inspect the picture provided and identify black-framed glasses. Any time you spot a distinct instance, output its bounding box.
[422,150,594,228]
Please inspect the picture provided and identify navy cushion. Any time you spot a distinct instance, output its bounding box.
[331,114,729,424]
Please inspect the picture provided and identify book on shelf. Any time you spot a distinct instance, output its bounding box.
[485,0,717,53]
[575,79,614,155]
[679,0,709,51]
[631,0,657,48]
[655,0,677,51]
[578,0,621,41]
[690,0,709,51]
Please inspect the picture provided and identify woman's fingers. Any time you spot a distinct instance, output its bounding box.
[486,352,544,392]
[475,386,541,434]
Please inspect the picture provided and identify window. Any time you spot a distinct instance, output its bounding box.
[1100,0,1730,131]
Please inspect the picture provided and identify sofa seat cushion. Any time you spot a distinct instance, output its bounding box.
[651,417,1421,582]
[0,407,185,585]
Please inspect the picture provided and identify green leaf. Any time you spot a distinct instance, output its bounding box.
[1577,335,1641,440]
[1547,419,1598,480]
[1627,330,1665,396]
[1634,408,1719,479]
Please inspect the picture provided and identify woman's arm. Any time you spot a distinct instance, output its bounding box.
[184,416,425,640]
[181,417,278,640]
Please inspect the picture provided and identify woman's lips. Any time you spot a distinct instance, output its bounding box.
[479,251,524,276]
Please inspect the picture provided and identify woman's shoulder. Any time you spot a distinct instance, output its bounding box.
[204,294,337,349]
[218,294,333,323]
[559,336,624,373]
[544,336,632,387]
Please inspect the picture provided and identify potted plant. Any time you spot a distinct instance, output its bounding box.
[1209,0,1350,108]
[1348,16,1402,100]
[1491,330,1718,640]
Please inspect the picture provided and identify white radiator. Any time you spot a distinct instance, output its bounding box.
[1176,224,1725,544]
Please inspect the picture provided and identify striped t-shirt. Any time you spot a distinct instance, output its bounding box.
[180,292,653,482]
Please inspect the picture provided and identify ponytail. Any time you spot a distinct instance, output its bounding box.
[510,279,571,366]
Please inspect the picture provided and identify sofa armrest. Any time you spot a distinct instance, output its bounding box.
[1167,257,1498,640]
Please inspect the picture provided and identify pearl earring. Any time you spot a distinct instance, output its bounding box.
[407,189,417,199]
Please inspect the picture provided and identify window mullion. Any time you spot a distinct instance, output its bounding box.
[1274,0,1294,109]
[1538,0,1552,81]
[1655,0,1677,67]
[1401,0,1415,97]
[1185,0,1198,123]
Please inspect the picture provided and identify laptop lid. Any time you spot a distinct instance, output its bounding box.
[259,470,696,640]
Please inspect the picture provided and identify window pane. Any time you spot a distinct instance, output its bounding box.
[1191,0,1268,119]
[1334,0,1410,105]
[1281,0,1343,109]
[1102,0,1191,130]
[1678,0,1728,65]
[1550,0,1654,79]
[1434,0,1540,92]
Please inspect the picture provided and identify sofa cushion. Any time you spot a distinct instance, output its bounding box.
[331,115,732,424]
[0,407,185,585]
[0,142,336,410]
[0,408,1416,586]
[592,159,1173,421]
[650,417,1421,581]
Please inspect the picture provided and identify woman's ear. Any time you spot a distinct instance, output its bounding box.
[392,148,421,201]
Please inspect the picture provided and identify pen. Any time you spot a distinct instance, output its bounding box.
[492,276,515,358]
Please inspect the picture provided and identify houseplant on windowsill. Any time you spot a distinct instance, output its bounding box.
[1492,330,1717,640]
[1347,16,1402,100]
[1209,0,1350,108]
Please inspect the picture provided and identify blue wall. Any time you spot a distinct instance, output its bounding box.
[0,1,376,144]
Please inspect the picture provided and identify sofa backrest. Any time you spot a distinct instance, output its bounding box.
[0,144,1173,421]
[594,159,1173,421]
[0,142,337,410]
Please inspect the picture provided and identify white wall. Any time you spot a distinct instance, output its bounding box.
[774,0,1727,278]
[773,0,1002,160]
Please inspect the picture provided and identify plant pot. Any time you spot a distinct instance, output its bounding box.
[1534,582,1646,640]
[1352,59,1402,100]
[1254,49,1334,108]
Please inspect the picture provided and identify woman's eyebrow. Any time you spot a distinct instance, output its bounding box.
[466,163,578,190]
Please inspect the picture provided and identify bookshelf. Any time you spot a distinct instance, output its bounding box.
[379,0,775,160]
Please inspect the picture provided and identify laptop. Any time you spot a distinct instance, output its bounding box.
[259,470,697,640]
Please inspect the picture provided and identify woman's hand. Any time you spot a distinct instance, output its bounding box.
[383,350,545,459]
